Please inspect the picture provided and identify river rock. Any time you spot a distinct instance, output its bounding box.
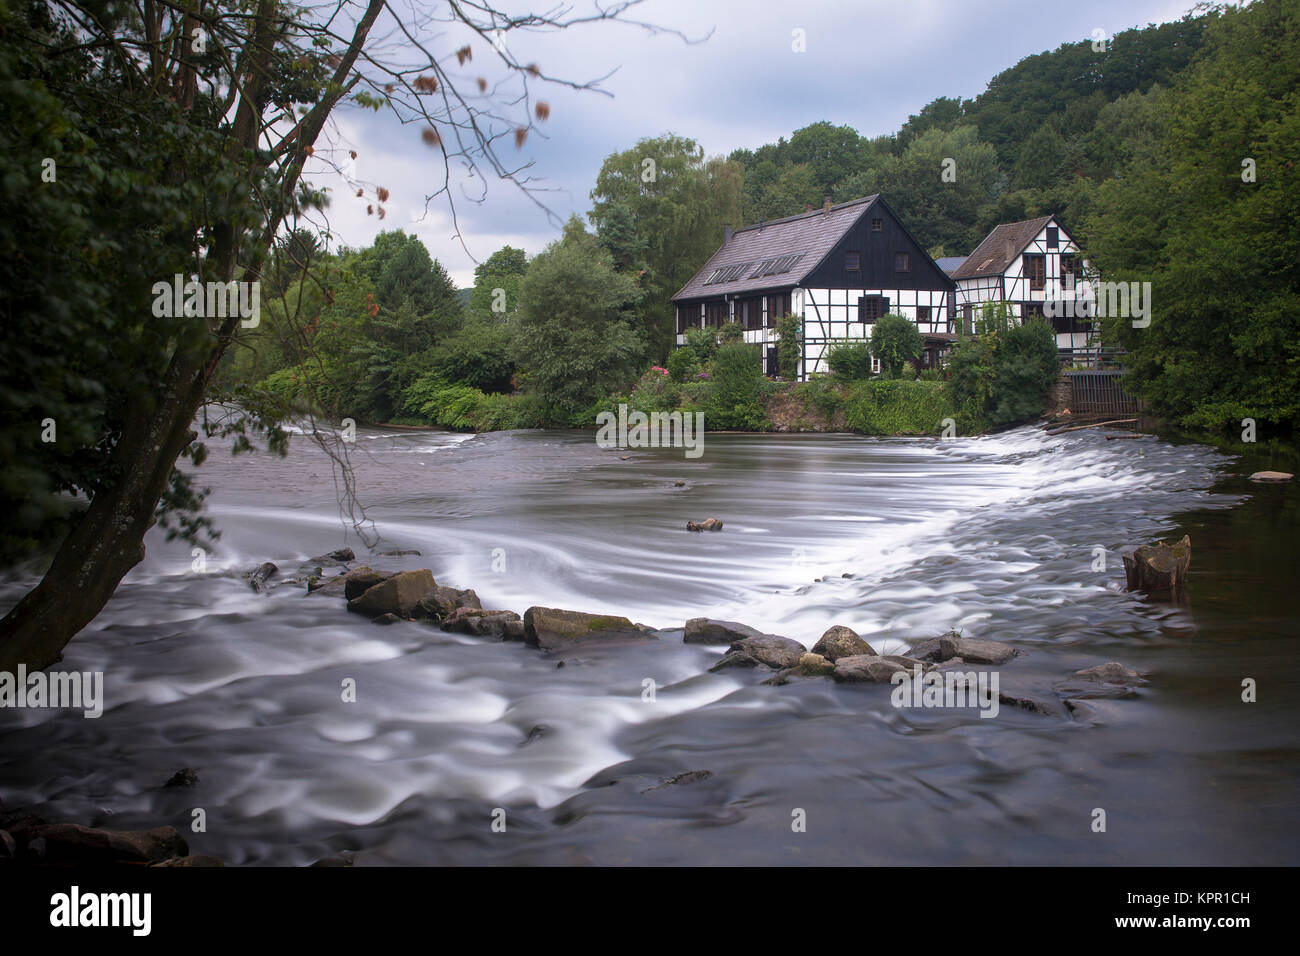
[1248,471,1293,482]
[683,618,765,644]
[1123,535,1191,591]
[1072,662,1146,686]
[340,567,398,601]
[709,650,763,672]
[522,607,651,650]
[998,689,1063,717]
[764,652,837,685]
[372,612,402,625]
[417,585,482,621]
[833,655,908,683]
[163,768,199,789]
[442,608,522,639]
[0,830,15,860]
[20,823,188,864]
[248,561,278,592]
[811,625,875,661]
[309,548,355,565]
[910,634,1018,665]
[726,634,806,669]
[347,569,435,618]
[686,518,724,532]
[151,855,225,867]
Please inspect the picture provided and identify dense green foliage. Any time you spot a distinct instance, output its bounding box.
[948,305,1059,431]
[774,313,802,380]
[826,341,876,381]
[589,135,743,360]
[0,2,290,563]
[703,344,767,430]
[1084,0,1300,432]
[726,16,1211,253]
[511,217,645,419]
[870,314,924,378]
[843,381,954,436]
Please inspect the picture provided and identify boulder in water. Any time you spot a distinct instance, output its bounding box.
[726,634,805,669]
[441,608,522,639]
[417,585,482,621]
[910,633,1018,665]
[812,625,875,661]
[17,823,188,865]
[347,569,435,618]
[684,618,765,644]
[522,607,651,650]
[1249,471,1293,482]
[686,518,723,532]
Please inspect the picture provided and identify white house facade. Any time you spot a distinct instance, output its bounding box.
[951,215,1094,353]
[671,195,957,379]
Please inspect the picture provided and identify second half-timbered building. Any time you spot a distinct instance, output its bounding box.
[950,215,1093,353]
[671,195,957,379]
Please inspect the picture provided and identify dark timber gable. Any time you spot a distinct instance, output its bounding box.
[801,197,953,294]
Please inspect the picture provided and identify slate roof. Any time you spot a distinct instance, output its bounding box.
[672,196,879,301]
[951,216,1055,280]
[934,256,968,275]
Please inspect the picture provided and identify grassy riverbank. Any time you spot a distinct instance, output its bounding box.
[380,375,963,437]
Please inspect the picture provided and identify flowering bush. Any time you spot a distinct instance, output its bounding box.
[629,366,681,410]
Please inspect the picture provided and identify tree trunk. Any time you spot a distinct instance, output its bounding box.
[1123,535,1191,592]
[0,353,210,672]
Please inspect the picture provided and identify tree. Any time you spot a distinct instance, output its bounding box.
[1084,0,1300,431]
[589,134,743,359]
[513,217,644,417]
[469,245,529,320]
[870,315,924,378]
[595,201,647,274]
[0,0,681,672]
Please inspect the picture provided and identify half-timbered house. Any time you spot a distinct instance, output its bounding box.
[671,195,956,379]
[950,215,1092,353]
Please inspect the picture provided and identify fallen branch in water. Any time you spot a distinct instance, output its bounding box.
[1045,418,1138,435]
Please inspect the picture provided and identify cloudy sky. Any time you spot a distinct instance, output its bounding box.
[302,0,1197,287]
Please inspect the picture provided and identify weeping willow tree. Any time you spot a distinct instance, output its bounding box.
[0,0,686,672]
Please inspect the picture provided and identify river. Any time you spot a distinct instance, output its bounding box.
[1,424,1297,865]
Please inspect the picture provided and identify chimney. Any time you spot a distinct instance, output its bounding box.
[724,224,733,243]
[823,195,833,214]
[1005,237,1018,261]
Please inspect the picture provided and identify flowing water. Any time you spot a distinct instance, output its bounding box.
[1,424,1297,865]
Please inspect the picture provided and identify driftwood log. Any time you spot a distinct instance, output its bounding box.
[1123,535,1191,592]
[249,561,278,592]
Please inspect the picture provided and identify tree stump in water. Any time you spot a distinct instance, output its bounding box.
[1123,535,1191,592]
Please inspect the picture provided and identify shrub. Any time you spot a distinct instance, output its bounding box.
[666,347,700,383]
[718,320,745,345]
[826,340,875,381]
[629,366,681,410]
[774,313,802,380]
[424,318,515,393]
[683,326,717,365]
[704,342,768,430]
[869,313,924,378]
[947,316,1058,429]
